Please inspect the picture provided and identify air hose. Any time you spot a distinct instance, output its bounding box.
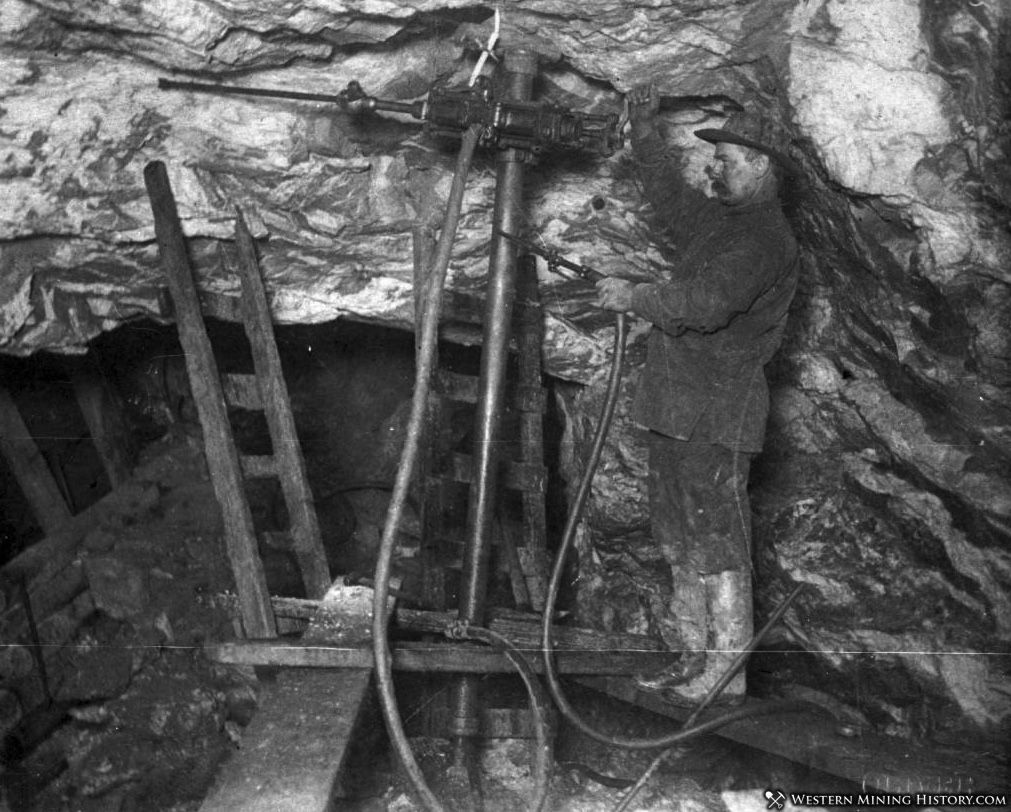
[371,124,552,812]
[372,125,481,812]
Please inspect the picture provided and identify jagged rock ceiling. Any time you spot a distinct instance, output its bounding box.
[2,0,1010,740]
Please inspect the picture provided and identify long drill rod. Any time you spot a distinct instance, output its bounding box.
[157,77,424,116]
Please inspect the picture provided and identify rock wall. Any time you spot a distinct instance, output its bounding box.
[1,0,1009,742]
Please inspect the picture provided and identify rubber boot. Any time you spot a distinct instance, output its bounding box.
[635,568,707,693]
[662,569,752,707]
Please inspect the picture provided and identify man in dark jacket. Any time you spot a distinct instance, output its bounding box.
[596,85,800,704]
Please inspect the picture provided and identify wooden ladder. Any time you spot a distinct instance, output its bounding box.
[144,161,330,638]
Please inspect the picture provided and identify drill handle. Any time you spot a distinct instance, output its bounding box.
[494,229,605,282]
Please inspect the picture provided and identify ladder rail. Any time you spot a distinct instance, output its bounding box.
[234,210,331,600]
[144,161,276,638]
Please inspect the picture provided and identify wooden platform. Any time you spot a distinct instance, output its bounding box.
[199,584,382,812]
[198,668,371,811]
[578,677,1009,795]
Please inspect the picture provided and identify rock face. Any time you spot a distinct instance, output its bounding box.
[2,0,1010,744]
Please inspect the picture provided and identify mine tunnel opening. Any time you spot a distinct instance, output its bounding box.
[0,314,573,587]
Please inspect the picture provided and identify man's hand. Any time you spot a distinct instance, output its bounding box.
[627,83,659,126]
[595,277,637,313]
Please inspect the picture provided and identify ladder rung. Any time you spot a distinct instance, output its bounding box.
[514,384,545,413]
[222,373,262,410]
[436,371,545,412]
[447,453,545,493]
[435,370,479,403]
[240,454,277,478]
[259,530,292,550]
[198,290,244,322]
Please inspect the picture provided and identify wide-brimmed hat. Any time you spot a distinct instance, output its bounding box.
[694,111,803,177]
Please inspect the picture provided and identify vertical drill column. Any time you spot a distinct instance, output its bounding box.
[449,49,538,766]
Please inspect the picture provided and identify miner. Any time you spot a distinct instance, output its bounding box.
[595,85,800,705]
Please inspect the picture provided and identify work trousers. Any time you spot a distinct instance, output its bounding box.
[647,431,753,575]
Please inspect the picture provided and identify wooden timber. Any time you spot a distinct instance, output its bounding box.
[208,594,666,656]
[199,583,385,812]
[412,224,446,611]
[70,361,135,490]
[233,210,330,600]
[444,451,545,492]
[145,161,275,637]
[513,257,550,609]
[0,387,72,535]
[202,668,371,812]
[416,255,552,614]
[205,599,675,674]
[395,607,665,654]
[204,638,678,675]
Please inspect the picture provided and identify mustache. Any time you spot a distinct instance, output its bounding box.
[705,166,727,191]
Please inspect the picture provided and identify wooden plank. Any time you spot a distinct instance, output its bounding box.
[413,225,446,611]
[198,668,371,812]
[238,454,276,478]
[513,383,545,413]
[418,457,448,611]
[396,607,664,653]
[70,361,135,489]
[199,582,387,812]
[205,639,678,675]
[577,677,1009,796]
[435,370,543,412]
[197,290,244,323]
[208,595,663,655]
[435,369,480,404]
[221,373,262,410]
[495,519,532,609]
[514,259,549,609]
[447,452,545,493]
[144,161,275,639]
[208,586,670,676]
[234,210,331,600]
[0,387,72,535]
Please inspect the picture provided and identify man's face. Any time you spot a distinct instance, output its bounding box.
[707,142,770,205]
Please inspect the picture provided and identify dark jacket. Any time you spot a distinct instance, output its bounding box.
[628,122,799,452]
